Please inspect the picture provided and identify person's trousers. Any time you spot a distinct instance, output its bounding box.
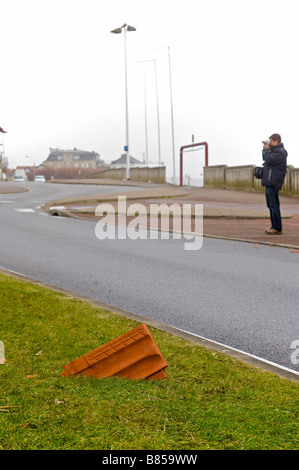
[265,186,282,231]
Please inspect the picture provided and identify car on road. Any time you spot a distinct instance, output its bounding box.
[34,175,46,183]
[14,175,25,182]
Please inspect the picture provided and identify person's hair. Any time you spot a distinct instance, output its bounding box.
[269,133,281,143]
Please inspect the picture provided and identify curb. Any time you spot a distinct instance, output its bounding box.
[43,204,299,251]
[202,233,299,250]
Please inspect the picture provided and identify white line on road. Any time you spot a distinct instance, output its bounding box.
[15,208,35,213]
[177,327,299,379]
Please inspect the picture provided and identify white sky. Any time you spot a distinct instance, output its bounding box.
[0,0,298,180]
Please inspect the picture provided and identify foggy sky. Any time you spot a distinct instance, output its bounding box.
[0,0,298,180]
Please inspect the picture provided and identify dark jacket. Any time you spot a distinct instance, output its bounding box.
[262,143,287,189]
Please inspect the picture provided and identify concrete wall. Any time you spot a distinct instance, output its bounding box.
[204,164,299,197]
[291,167,299,197]
[87,166,166,183]
[203,165,227,188]
[225,165,255,191]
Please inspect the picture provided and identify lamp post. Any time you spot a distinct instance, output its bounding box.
[0,132,5,171]
[143,70,149,165]
[144,47,176,182]
[167,47,176,185]
[136,59,161,166]
[111,24,136,180]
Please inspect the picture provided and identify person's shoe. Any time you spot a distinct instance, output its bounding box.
[265,228,282,235]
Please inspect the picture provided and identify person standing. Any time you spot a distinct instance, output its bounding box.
[262,133,287,234]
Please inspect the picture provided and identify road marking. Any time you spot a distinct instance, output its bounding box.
[177,327,299,378]
[15,208,35,213]
[14,207,63,218]
[70,206,94,210]
[0,201,14,203]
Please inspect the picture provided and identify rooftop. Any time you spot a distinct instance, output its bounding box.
[111,154,142,165]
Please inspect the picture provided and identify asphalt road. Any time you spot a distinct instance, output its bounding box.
[0,182,298,373]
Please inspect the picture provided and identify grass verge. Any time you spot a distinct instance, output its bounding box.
[0,272,298,450]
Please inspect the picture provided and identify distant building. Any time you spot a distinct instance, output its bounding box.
[44,148,104,169]
[110,154,142,168]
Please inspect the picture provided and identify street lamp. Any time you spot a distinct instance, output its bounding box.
[111,23,136,180]
[144,47,176,183]
[167,47,176,185]
[136,59,161,166]
[0,129,6,171]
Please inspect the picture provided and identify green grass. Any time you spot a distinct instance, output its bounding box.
[0,272,298,450]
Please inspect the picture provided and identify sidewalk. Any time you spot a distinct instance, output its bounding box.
[46,183,299,249]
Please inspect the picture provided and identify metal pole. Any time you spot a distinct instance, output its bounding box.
[2,134,5,168]
[143,70,149,165]
[124,27,130,180]
[180,142,209,186]
[111,24,136,179]
[153,59,161,166]
[168,47,176,184]
[136,59,161,166]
